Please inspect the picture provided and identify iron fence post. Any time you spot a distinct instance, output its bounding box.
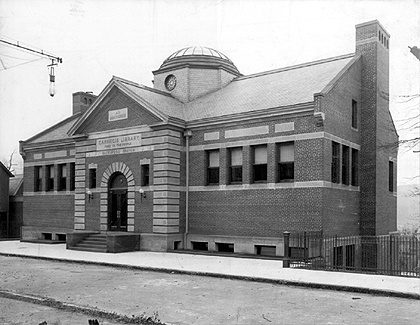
[283,231,290,268]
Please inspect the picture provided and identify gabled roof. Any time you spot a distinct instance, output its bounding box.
[9,174,23,196]
[183,54,355,121]
[68,76,177,136]
[0,161,14,178]
[24,53,358,144]
[117,78,185,120]
[25,114,80,144]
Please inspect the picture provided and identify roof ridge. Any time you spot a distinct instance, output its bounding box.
[236,53,355,81]
[114,76,177,98]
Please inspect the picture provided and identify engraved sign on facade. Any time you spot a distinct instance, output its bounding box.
[96,134,141,151]
[108,108,128,122]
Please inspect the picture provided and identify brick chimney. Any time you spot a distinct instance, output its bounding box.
[355,20,397,236]
[73,91,97,115]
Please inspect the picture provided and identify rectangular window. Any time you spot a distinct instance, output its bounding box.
[351,149,359,186]
[389,161,394,192]
[352,100,358,129]
[35,166,42,192]
[331,141,340,184]
[255,245,276,256]
[278,142,294,182]
[141,164,149,186]
[70,163,76,191]
[207,150,219,185]
[89,168,97,189]
[47,165,54,191]
[58,164,67,191]
[216,243,234,253]
[229,147,242,183]
[253,145,267,182]
[191,241,208,251]
[342,145,349,185]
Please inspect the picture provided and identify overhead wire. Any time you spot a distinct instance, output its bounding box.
[0,57,44,72]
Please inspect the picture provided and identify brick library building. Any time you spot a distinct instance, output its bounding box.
[19,20,397,254]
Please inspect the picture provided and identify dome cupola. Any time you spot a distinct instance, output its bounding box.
[153,46,241,103]
[159,46,240,75]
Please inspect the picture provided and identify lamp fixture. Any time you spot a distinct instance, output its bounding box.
[87,190,94,202]
[139,188,146,200]
[48,59,57,97]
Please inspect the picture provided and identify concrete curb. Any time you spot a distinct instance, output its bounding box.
[0,289,164,324]
[1,252,419,300]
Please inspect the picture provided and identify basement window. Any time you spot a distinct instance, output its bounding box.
[56,234,67,241]
[216,243,234,253]
[191,241,208,251]
[174,241,181,250]
[42,233,52,240]
[255,245,276,256]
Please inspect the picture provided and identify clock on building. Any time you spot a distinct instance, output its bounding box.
[165,74,177,91]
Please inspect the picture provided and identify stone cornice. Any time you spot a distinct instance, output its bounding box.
[185,102,314,130]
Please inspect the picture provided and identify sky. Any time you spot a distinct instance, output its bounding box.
[0,0,419,186]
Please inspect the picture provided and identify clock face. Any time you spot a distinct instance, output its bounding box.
[165,74,177,91]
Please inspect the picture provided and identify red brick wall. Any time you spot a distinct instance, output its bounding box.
[189,188,323,237]
[23,195,74,229]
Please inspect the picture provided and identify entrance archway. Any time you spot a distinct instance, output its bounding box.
[108,172,128,231]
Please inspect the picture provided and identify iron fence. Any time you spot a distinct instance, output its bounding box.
[284,232,420,278]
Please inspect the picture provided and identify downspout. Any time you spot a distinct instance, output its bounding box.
[183,130,192,249]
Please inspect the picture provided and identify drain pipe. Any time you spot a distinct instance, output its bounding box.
[183,130,192,249]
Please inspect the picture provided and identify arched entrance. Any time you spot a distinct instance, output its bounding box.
[108,172,128,231]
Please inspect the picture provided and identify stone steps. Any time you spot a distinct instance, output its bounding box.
[72,234,107,253]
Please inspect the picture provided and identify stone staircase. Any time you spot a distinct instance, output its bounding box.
[70,233,107,253]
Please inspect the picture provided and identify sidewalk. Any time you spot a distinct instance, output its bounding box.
[0,240,418,298]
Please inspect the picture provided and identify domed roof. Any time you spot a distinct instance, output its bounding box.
[158,46,240,75]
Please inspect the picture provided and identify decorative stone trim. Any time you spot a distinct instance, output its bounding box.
[100,162,136,232]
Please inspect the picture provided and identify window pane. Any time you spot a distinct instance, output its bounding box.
[342,145,349,185]
[208,168,219,184]
[230,166,242,183]
[61,165,67,177]
[230,148,242,166]
[142,165,149,186]
[280,143,294,162]
[331,141,340,183]
[254,164,267,182]
[389,161,394,192]
[352,100,358,128]
[254,146,267,164]
[351,149,358,186]
[89,169,97,189]
[49,165,54,178]
[208,150,219,167]
[279,162,294,181]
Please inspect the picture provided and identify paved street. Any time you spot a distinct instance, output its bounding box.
[0,255,418,325]
[0,296,122,325]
